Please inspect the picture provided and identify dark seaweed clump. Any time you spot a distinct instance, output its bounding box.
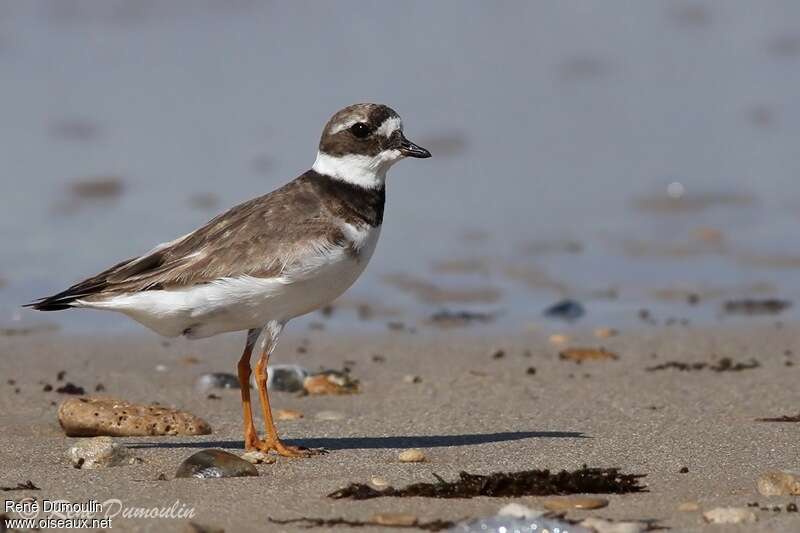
[725,298,792,315]
[1,480,39,491]
[328,467,646,500]
[268,517,454,531]
[56,382,86,394]
[723,299,791,315]
[427,310,497,327]
[646,357,759,372]
[757,412,800,422]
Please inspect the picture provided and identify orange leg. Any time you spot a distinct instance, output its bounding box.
[254,321,323,457]
[238,328,264,451]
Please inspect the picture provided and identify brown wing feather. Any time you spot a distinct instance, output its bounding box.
[28,172,352,310]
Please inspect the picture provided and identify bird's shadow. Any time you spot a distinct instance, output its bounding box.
[126,430,587,451]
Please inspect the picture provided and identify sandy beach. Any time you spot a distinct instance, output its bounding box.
[1,322,798,532]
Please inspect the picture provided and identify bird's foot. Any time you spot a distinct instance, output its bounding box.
[257,439,327,458]
[243,431,265,451]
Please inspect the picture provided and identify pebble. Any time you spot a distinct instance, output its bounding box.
[702,507,757,524]
[543,496,608,511]
[543,299,585,321]
[267,364,310,392]
[594,327,618,338]
[580,517,646,533]
[677,501,700,512]
[303,370,359,395]
[497,503,545,519]
[58,397,212,437]
[155,364,168,372]
[757,470,800,496]
[549,334,570,345]
[194,372,240,392]
[398,449,426,463]
[370,513,417,527]
[67,437,141,469]
[489,348,505,359]
[240,450,276,465]
[370,476,390,489]
[315,410,345,421]
[559,347,618,363]
[276,409,304,420]
[402,374,422,384]
[175,449,258,479]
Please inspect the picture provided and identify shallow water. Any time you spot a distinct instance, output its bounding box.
[2,1,800,334]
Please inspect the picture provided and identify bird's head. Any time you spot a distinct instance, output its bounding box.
[312,103,431,189]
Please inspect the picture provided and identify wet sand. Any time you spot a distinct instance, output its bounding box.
[0,323,798,532]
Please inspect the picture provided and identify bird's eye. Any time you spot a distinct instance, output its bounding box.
[349,122,371,138]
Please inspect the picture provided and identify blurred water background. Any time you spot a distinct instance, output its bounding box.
[2,1,800,334]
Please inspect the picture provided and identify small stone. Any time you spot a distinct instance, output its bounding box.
[58,396,212,437]
[497,503,546,520]
[543,496,608,511]
[559,347,618,363]
[303,370,359,395]
[703,507,757,524]
[398,449,426,463]
[370,513,417,527]
[580,518,646,533]
[240,450,276,465]
[490,348,505,359]
[194,373,240,392]
[370,476,390,489]
[155,364,168,372]
[315,410,345,421]
[526,367,537,375]
[691,227,724,244]
[757,470,800,496]
[402,375,422,384]
[594,327,618,338]
[175,449,258,479]
[276,409,304,420]
[549,334,570,345]
[67,437,141,469]
[267,364,310,392]
[544,299,585,321]
[678,502,700,512]
[679,466,689,473]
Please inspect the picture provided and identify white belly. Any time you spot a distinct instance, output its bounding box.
[80,226,381,338]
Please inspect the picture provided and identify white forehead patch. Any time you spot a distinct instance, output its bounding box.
[329,115,403,137]
[376,117,403,138]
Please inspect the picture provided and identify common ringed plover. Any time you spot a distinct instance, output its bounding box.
[28,103,431,457]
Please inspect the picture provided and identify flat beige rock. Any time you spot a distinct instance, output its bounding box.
[543,496,608,511]
[58,396,212,437]
[703,507,757,524]
[370,513,417,526]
